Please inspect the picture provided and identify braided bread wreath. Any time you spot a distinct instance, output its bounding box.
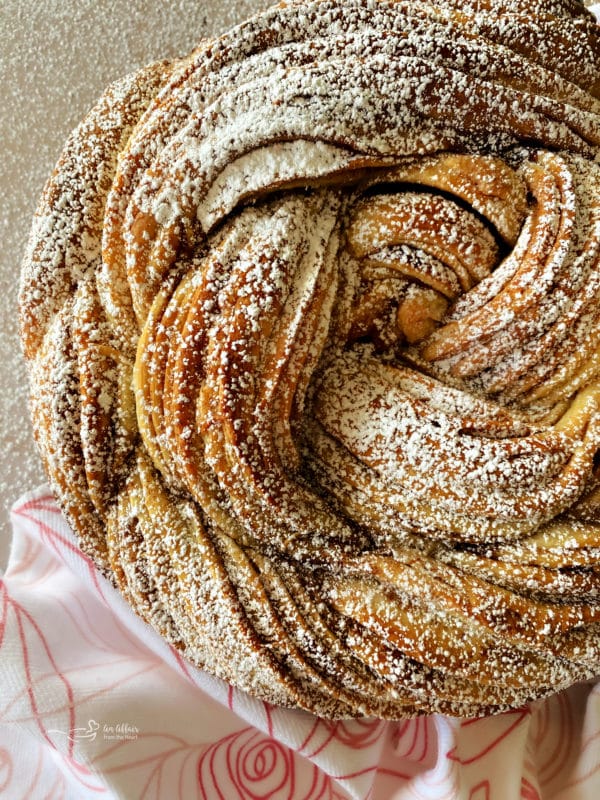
[19,0,600,719]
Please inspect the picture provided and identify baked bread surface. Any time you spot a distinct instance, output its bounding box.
[20,0,600,718]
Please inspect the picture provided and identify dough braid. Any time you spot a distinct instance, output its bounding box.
[20,0,600,718]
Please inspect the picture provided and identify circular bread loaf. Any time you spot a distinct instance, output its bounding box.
[20,0,600,718]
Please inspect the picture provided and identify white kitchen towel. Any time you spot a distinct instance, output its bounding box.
[1,486,599,800]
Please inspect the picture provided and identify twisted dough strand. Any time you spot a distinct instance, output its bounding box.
[20,0,600,717]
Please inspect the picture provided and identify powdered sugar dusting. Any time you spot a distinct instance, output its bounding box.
[17,0,600,719]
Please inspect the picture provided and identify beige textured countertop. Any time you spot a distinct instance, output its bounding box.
[0,0,270,570]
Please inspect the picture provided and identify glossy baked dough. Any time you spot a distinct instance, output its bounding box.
[20,0,600,718]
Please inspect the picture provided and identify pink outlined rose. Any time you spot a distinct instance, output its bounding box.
[197,727,341,800]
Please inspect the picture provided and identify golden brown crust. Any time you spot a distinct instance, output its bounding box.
[19,0,600,718]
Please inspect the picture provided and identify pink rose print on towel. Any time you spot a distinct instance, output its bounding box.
[3,487,600,800]
[197,727,347,800]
